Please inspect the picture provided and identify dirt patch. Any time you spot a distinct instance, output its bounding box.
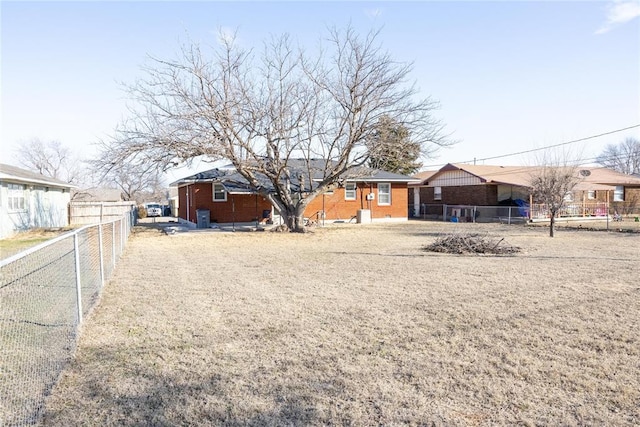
[43,222,640,425]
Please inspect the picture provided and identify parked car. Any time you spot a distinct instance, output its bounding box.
[145,203,163,217]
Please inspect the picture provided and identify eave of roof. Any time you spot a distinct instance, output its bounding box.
[170,162,419,189]
[0,164,76,189]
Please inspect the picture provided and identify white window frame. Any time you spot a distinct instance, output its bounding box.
[613,186,624,202]
[587,190,596,200]
[8,183,26,211]
[377,183,391,205]
[345,182,356,200]
[213,183,227,202]
[434,186,442,201]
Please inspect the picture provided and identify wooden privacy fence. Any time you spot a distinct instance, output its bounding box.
[69,202,136,225]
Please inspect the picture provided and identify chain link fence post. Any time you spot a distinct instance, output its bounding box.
[0,212,134,426]
[73,232,83,324]
[98,223,105,288]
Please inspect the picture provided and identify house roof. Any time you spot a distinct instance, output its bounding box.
[0,163,76,189]
[72,187,123,202]
[584,167,640,186]
[170,159,419,193]
[410,163,640,191]
[411,169,439,185]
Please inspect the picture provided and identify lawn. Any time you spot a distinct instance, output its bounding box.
[0,228,76,261]
[43,222,640,426]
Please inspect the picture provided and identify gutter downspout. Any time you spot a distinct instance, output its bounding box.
[186,185,190,223]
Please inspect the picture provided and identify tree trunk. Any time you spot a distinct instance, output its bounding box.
[549,212,556,238]
[281,205,307,233]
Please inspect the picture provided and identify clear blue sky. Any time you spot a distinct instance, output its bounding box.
[2,1,639,181]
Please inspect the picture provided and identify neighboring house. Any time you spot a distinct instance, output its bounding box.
[0,163,75,239]
[170,159,418,226]
[410,163,640,219]
[71,187,123,202]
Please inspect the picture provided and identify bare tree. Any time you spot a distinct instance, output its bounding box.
[367,115,423,175]
[92,156,166,204]
[529,151,581,237]
[15,138,86,184]
[596,137,640,175]
[100,27,451,231]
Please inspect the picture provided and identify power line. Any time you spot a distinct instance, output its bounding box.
[422,124,640,169]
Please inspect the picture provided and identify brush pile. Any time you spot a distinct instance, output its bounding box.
[423,233,521,255]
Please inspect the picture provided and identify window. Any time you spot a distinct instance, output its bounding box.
[213,183,227,201]
[434,186,442,201]
[345,182,356,200]
[614,186,624,202]
[587,190,596,200]
[8,184,26,211]
[563,192,574,202]
[378,183,391,205]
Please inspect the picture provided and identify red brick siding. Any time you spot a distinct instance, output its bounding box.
[417,184,497,206]
[178,182,409,223]
[304,183,408,220]
[608,187,640,214]
[177,183,272,223]
[565,188,639,216]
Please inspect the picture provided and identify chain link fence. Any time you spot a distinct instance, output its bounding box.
[414,203,640,224]
[415,204,529,224]
[0,215,133,426]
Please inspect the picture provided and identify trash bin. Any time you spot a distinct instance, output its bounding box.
[196,209,210,229]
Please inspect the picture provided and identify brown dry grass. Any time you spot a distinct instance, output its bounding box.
[0,228,76,260]
[43,221,640,426]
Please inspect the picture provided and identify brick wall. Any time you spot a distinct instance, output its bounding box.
[304,182,409,220]
[178,182,410,223]
[177,183,272,223]
[559,188,639,215]
[417,184,497,206]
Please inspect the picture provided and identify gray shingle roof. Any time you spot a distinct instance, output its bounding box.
[0,163,75,188]
[170,159,418,193]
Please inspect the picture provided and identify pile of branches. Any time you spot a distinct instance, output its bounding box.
[423,233,521,255]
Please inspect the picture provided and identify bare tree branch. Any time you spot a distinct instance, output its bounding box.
[529,149,582,237]
[596,137,640,175]
[97,26,452,231]
[14,138,87,185]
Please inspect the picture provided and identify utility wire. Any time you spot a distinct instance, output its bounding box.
[422,124,640,169]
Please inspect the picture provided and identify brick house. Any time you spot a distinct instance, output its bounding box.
[410,163,640,219]
[170,160,418,226]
